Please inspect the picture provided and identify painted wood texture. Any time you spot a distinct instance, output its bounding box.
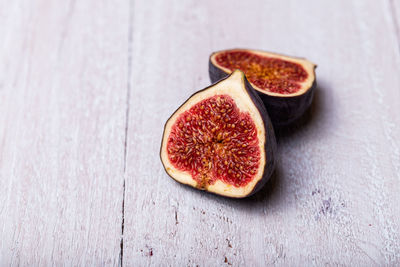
[0,0,128,265]
[1,0,400,266]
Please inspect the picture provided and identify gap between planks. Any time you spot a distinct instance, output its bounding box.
[388,0,400,56]
[120,0,134,266]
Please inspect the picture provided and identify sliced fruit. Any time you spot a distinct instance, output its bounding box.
[160,70,276,198]
[209,48,317,127]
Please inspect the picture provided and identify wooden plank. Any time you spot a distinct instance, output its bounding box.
[0,0,128,265]
[123,0,400,266]
[387,0,400,56]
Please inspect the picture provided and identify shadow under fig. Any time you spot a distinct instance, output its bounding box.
[274,85,325,141]
[234,165,282,205]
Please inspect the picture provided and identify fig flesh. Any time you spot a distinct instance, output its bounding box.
[160,70,276,198]
[209,49,317,127]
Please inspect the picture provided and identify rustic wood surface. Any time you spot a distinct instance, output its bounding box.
[1,0,399,266]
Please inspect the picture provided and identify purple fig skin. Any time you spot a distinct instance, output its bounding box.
[209,58,316,128]
[240,73,277,197]
[160,71,277,198]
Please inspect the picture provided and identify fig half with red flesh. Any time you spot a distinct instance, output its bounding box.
[209,49,317,127]
[160,70,276,198]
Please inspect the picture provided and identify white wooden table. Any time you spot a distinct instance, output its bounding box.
[1,0,400,266]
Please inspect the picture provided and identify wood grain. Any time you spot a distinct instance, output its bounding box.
[0,0,399,266]
[0,0,128,265]
[388,0,400,56]
[123,0,400,266]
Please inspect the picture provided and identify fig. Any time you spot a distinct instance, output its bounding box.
[209,49,317,127]
[160,70,276,198]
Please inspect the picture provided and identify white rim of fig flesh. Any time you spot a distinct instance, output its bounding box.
[210,48,316,97]
[161,70,267,198]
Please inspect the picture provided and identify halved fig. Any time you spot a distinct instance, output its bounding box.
[209,49,317,127]
[160,70,276,198]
